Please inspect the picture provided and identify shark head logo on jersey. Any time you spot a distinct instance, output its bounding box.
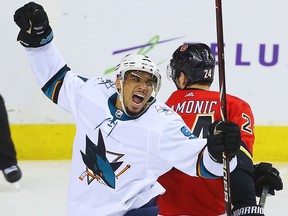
[79,129,130,189]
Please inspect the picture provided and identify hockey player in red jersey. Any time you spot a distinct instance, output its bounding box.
[157,43,283,216]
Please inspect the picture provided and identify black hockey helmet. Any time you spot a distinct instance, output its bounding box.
[167,43,215,88]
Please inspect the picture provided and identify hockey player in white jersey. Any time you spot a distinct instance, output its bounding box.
[14,2,242,216]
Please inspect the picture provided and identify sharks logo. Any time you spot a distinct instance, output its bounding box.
[79,129,130,189]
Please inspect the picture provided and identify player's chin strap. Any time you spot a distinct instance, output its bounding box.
[116,80,156,118]
[116,80,133,117]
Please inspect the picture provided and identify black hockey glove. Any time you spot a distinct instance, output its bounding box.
[207,120,241,163]
[254,162,283,197]
[232,205,264,216]
[14,2,53,47]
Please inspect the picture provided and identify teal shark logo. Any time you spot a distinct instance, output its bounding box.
[79,129,124,189]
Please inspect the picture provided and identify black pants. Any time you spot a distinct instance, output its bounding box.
[0,94,17,170]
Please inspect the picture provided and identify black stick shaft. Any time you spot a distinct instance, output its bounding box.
[259,185,269,208]
[215,0,232,215]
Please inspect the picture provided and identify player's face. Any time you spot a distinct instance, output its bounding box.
[120,71,155,115]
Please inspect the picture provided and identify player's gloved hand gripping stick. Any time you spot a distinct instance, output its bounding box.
[254,162,283,207]
[207,120,241,216]
[207,120,241,163]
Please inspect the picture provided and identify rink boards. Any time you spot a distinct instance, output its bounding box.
[10,124,288,162]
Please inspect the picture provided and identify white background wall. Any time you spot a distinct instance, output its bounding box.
[1,0,287,125]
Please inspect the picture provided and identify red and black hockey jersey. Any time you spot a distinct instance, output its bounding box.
[157,88,255,216]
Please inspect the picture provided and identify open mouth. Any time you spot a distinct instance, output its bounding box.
[132,93,144,105]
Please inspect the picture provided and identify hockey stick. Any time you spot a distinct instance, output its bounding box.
[215,0,232,215]
[259,185,269,208]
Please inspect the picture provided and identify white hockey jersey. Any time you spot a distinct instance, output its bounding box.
[25,43,236,216]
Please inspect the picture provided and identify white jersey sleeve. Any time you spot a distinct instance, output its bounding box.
[141,103,237,178]
[25,43,91,115]
[162,118,237,177]
[25,43,66,89]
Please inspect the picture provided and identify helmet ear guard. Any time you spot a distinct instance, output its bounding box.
[167,43,215,88]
